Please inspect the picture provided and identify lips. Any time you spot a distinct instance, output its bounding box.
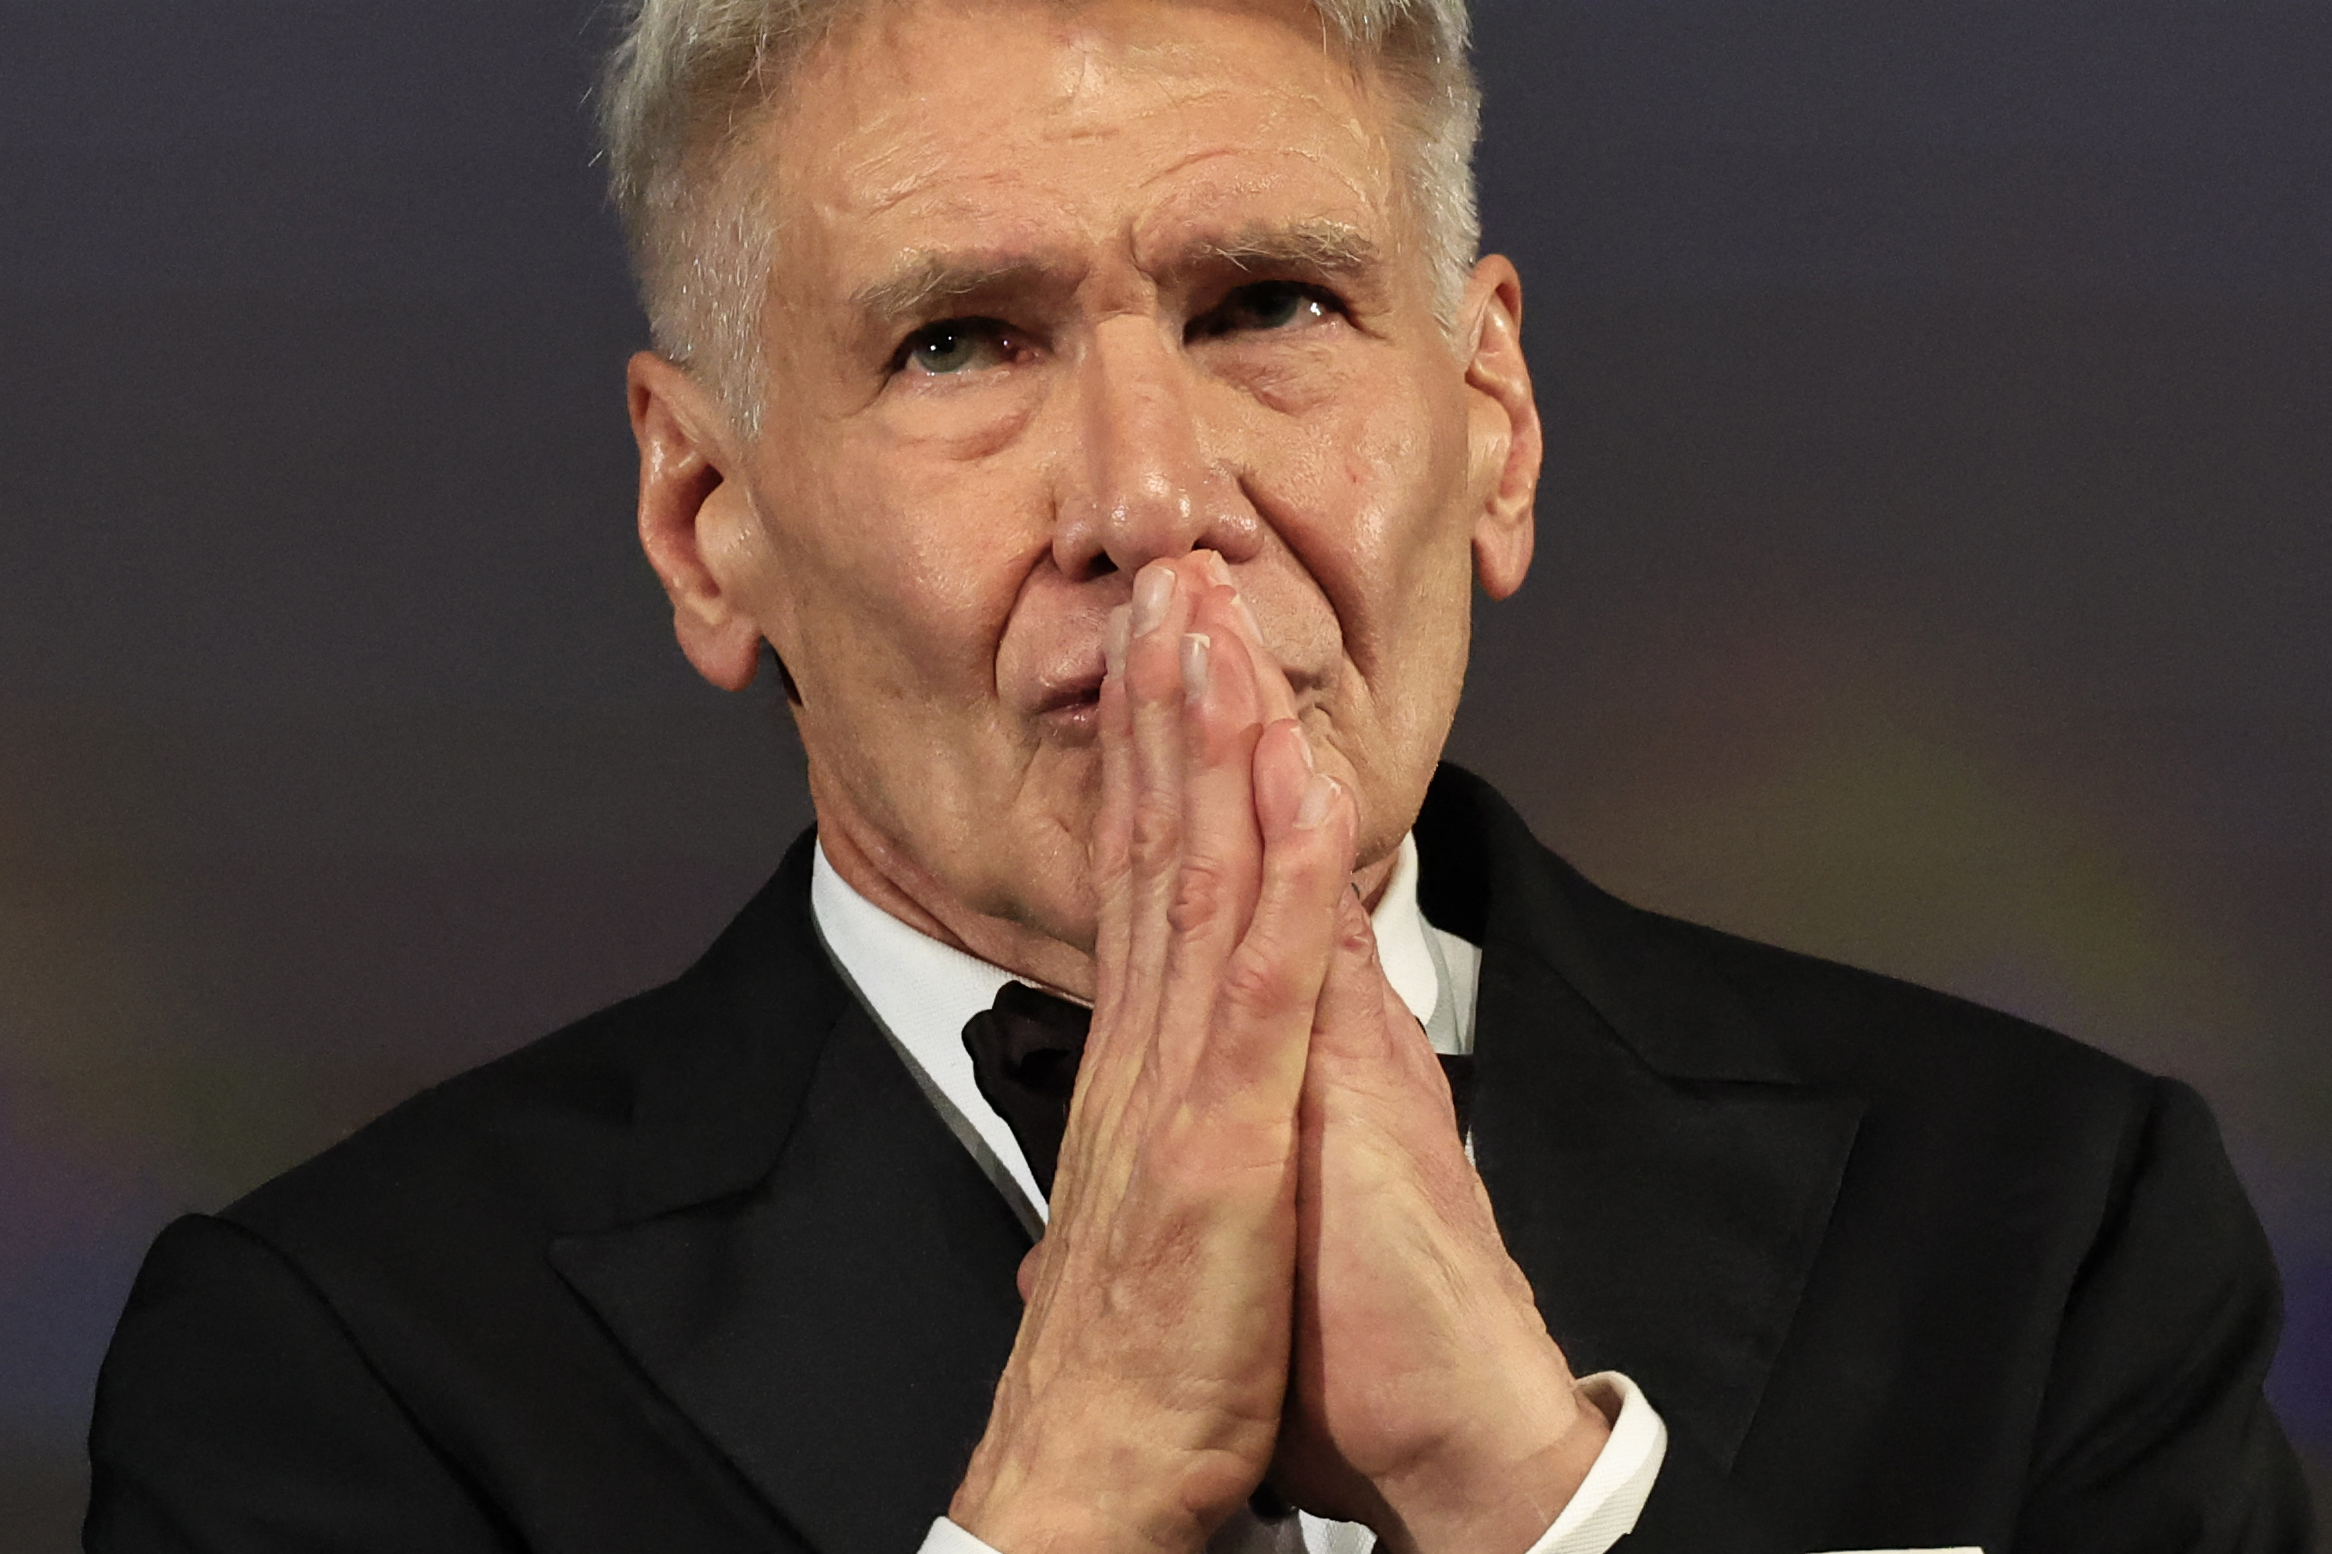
[1030,668,1105,718]
[1013,597,1333,739]
[1024,650,1326,733]
[1026,648,1108,735]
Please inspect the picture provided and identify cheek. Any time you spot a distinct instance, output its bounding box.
[759,435,1043,703]
[1245,367,1468,649]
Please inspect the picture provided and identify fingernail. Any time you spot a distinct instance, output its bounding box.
[1233,591,1264,642]
[1105,606,1131,677]
[1180,632,1210,700]
[1295,773,1337,830]
[1296,726,1317,770]
[1133,565,1175,635]
[1203,550,1233,586]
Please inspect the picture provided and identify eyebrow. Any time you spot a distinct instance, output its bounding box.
[847,219,1383,332]
[1183,219,1381,281]
[850,254,1061,332]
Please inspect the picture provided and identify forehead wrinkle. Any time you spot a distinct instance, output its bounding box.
[1047,21,1232,127]
[1118,101,1398,246]
[822,108,1002,222]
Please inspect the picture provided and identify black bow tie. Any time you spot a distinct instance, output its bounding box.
[961,983,1476,1202]
[960,982,1092,1199]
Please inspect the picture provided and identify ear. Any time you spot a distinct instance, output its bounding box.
[1459,255,1540,601]
[628,350,767,692]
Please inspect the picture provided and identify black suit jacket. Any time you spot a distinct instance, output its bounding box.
[86,767,2310,1552]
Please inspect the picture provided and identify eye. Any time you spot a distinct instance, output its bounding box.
[896,317,1023,376]
[1190,281,1344,340]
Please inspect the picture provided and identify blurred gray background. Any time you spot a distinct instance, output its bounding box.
[1,1,2325,1546]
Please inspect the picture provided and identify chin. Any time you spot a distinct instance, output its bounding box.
[1331,736,1441,881]
[964,820,1104,953]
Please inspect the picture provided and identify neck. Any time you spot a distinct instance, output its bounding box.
[809,765,1102,1001]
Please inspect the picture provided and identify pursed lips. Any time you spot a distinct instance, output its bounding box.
[1024,647,1325,741]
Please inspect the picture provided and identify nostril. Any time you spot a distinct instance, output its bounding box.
[1084,554,1119,580]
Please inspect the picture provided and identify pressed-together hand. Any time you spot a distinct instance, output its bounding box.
[1184,557,1611,1551]
[954,555,1606,1554]
[950,554,1356,1554]
[1270,888,1609,1553]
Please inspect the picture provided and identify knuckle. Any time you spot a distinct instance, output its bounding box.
[1263,827,1336,887]
[1167,855,1230,936]
[1218,944,1298,1016]
[1129,796,1180,871]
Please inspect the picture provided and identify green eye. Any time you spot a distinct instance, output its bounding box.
[1241,285,1311,329]
[903,319,1014,375]
[1195,282,1339,339]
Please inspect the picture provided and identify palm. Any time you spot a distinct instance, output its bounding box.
[1270,939,1598,1553]
[1271,971,1480,1518]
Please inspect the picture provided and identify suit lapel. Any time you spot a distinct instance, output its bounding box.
[549,839,1032,1554]
[1420,769,1863,1469]
[1471,949,1862,1469]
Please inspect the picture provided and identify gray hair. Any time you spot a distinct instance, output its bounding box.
[599,0,1481,427]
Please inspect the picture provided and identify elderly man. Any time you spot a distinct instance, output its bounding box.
[87,1,2309,1551]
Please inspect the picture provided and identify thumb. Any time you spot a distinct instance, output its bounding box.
[1310,887,1394,1067]
[1310,888,1454,1130]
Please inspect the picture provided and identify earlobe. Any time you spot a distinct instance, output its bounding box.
[628,351,768,692]
[1460,256,1540,602]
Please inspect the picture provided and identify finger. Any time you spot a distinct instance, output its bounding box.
[1252,718,1315,848]
[1149,625,1270,1079]
[1309,886,1468,1151]
[1309,886,1395,1071]
[1050,607,1143,1227]
[1150,620,1270,1064]
[1062,559,1216,1210]
[1197,552,1301,727]
[1185,584,1267,768]
[1090,605,1136,1022]
[1196,753,1354,1124]
[1109,559,1200,1066]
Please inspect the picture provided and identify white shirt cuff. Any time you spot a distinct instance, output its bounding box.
[1518,1370,1668,1554]
[917,1372,1665,1554]
[919,1514,1004,1554]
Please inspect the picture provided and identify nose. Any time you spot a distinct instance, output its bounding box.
[1052,313,1259,582]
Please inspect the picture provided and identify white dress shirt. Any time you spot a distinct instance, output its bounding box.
[810,835,1667,1554]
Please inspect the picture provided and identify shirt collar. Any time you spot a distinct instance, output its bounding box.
[809,833,1474,1222]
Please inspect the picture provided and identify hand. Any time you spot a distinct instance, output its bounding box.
[950,556,1357,1554]
[1271,893,1611,1554]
